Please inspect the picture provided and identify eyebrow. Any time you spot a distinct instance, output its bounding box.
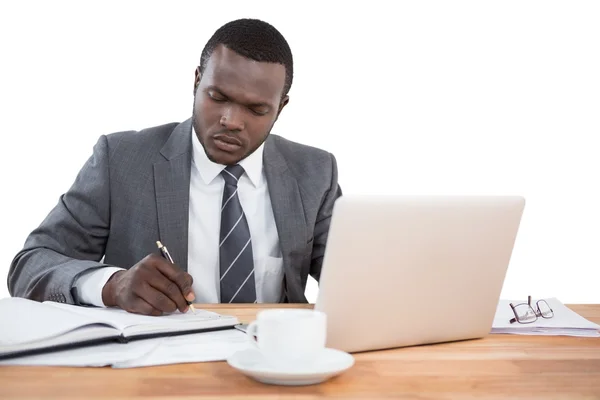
[207,86,272,109]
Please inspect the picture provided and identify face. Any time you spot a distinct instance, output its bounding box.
[192,45,289,165]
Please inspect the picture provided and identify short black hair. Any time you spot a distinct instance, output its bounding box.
[199,18,293,97]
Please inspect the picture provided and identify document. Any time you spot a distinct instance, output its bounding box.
[0,337,160,367]
[0,330,250,368]
[112,329,251,368]
[491,297,600,337]
[0,297,239,360]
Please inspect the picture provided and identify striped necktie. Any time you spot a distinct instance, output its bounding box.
[219,164,256,303]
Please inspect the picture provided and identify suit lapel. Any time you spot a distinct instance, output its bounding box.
[153,119,193,272]
[263,136,308,298]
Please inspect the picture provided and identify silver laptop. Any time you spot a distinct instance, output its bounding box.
[314,195,525,353]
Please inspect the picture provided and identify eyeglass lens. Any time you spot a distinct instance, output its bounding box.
[514,304,537,323]
[537,300,553,318]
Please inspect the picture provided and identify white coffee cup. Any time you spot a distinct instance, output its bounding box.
[246,309,327,370]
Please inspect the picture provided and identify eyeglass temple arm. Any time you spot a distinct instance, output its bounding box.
[509,302,518,324]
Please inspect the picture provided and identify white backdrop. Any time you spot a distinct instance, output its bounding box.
[0,1,598,303]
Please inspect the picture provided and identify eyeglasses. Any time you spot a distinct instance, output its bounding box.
[509,295,554,324]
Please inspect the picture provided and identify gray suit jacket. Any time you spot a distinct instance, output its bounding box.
[8,119,342,304]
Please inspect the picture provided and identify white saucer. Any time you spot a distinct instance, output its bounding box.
[226,348,355,386]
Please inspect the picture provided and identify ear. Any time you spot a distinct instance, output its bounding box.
[193,66,201,95]
[275,95,290,120]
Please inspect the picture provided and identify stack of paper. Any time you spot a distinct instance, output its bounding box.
[491,297,600,337]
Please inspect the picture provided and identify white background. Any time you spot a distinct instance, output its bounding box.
[0,1,598,303]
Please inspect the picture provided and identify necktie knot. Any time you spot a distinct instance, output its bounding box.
[221,165,245,186]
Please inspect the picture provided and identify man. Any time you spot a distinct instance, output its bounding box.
[8,18,342,315]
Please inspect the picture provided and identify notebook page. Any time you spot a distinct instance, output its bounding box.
[0,298,116,346]
[45,302,235,333]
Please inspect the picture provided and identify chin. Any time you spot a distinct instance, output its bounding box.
[207,148,245,165]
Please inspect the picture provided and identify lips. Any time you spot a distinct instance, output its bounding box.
[213,133,243,153]
[213,133,242,146]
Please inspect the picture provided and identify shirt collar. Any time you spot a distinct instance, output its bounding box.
[191,126,264,187]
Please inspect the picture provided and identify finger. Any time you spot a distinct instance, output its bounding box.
[133,280,178,313]
[127,295,162,316]
[153,257,195,301]
[145,268,189,313]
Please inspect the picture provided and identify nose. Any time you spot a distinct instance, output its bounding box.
[220,105,244,131]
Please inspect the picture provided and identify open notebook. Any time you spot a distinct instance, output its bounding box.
[0,297,239,360]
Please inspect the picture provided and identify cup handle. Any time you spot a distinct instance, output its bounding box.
[246,321,259,348]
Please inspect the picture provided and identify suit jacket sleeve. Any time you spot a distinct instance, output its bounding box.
[8,135,115,304]
[309,152,342,282]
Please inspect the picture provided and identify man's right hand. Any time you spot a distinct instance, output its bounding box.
[101,254,195,316]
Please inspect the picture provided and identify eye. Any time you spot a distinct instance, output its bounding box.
[208,91,226,102]
[249,107,269,116]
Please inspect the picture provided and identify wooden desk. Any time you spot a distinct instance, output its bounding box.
[1,304,599,399]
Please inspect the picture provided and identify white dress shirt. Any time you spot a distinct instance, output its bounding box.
[73,129,284,305]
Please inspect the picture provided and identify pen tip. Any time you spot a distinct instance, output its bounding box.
[156,240,163,248]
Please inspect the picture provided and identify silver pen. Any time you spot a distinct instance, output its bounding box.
[156,240,196,314]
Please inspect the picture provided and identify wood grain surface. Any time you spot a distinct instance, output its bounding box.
[1,304,599,400]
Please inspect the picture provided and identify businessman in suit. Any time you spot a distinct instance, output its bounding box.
[8,18,342,315]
